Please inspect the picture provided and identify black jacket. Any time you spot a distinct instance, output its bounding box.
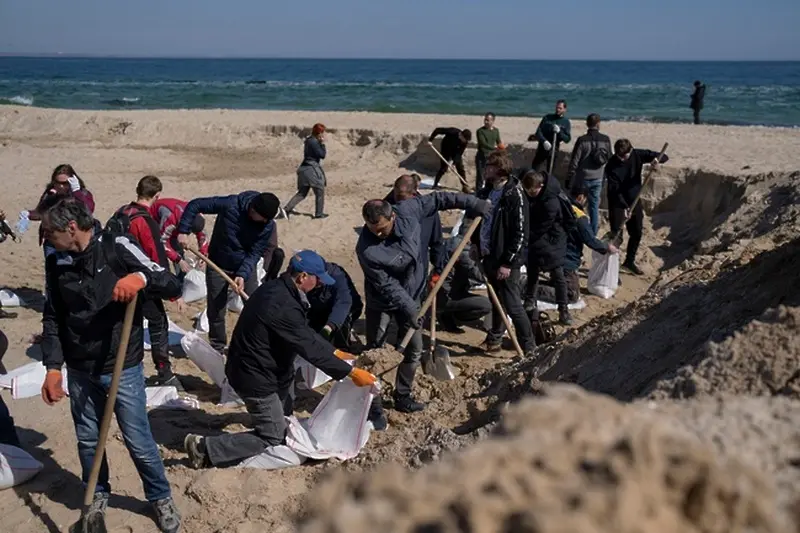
[527,174,567,270]
[691,84,706,110]
[226,273,353,398]
[306,262,363,332]
[605,149,670,209]
[429,127,467,159]
[42,231,182,374]
[472,177,529,269]
[385,190,447,278]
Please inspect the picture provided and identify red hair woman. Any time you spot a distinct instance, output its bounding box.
[283,123,328,219]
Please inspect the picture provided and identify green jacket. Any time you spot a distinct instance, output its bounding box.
[534,114,571,147]
[476,126,502,156]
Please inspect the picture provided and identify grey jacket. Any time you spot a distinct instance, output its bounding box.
[356,192,482,320]
[567,129,612,187]
[297,136,327,189]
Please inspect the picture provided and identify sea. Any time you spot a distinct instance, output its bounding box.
[1,57,798,127]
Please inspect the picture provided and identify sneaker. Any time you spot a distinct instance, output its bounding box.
[622,261,644,276]
[146,368,184,391]
[313,213,329,220]
[558,307,573,326]
[479,339,502,354]
[393,395,426,413]
[153,497,181,533]
[0,309,17,319]
[184,434,209,469]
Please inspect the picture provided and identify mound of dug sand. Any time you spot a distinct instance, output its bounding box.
[299,385,796,533]
[650,305,800,400]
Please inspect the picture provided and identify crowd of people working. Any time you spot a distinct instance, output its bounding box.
[0,102,668,532]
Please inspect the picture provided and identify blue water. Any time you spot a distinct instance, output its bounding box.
[1,57,799,127]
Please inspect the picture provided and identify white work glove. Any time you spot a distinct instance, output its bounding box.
[67,175,81,192]
[543,140,553,151]
[552,124,561,134]
[16,210,30,235]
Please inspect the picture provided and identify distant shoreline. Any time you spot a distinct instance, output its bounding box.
[2,55,799,62]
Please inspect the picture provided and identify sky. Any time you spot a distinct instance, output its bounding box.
[1,0,798,61]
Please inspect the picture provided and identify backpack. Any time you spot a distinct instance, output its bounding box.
[588,136,610,167]
[557,192,578,233]
[105,204,169,268]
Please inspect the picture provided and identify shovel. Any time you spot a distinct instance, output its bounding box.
[70,296,138,533]
[186,246,250,300]
[421,296,459,380]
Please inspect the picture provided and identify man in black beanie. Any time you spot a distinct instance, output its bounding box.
[177,191,281,353]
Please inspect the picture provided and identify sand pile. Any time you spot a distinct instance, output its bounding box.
[299,385,798,533]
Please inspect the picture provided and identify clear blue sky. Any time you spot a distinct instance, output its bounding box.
[1,0,798,60]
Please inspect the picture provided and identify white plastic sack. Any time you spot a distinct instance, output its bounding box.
[145,386,200,410]
[239,444,307,470]
[181,269,206,303]
[194,309,210,333]
[11,364,69,400]
[143,319,187,351]
[294,358,354,391]
[285,379,377,461]
[226,259,266,313]
[536,299,588,311]
[587,250,620,299]
[0,289,24,308]
[180,332,241,405]
[0,362,43,389]
[0,444,43,489]
[451,210,466,237]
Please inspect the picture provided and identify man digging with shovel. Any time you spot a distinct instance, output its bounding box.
[39,198,183,533]
[357,190,491,413]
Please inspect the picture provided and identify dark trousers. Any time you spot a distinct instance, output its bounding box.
[531,145,553,172]
[204,386,293,467]
[434,153,466,188]
[262,248,286,284]
[525,264,569,308]
[475,151,488,191]
[609,203,644,265]
[535,269,580,304]
[142,297,170,371]
[206,266,259,352]
[0,395,21,448]
[441,294,491,325]
[365,306,423,398]
[285,186,325,217]
[693,108,701,125]
[483,260,536,352]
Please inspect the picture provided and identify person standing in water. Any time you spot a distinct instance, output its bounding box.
[284,123,329,219]
[690,81,706,125]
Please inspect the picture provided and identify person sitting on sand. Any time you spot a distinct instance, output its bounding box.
[428,127,472,190]
[183,250,376,469]
[604,139,669,276]
[284,123,329,219]
[476,112,504,191]
[528,100,571,173]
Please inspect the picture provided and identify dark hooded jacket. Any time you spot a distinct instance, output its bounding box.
[527,173,566,271]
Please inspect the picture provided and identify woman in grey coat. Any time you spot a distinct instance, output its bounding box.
[284,123,328,219]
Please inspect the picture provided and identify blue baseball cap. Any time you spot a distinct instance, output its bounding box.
[289,250,335,285]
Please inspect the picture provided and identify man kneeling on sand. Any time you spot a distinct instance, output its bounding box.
[184,250,376,468]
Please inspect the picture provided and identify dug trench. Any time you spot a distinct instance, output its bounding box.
[296,167,800,532]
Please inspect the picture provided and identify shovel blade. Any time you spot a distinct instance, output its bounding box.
[430,345,458,381]
[69,512,108,533]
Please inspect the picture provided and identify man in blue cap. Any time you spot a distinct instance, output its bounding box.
[183,250,377,469]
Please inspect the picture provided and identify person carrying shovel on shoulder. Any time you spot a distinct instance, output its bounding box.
[39,198,183,533]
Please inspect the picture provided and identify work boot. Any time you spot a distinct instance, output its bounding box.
[622,261,644,276]
[558,306,573,326]
[478,337,502,354]
[184,434,209,469]
[438,315,464,334]
[393,394,426,413]
[0,309,17,319]
[368,400,388,431]
[153,497,181,533]
[313,213,329,220]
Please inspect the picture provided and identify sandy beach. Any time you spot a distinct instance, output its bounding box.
[0,105,798,533]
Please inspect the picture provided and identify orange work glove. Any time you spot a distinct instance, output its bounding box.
[349,368,376,387]
[334,349,357,361]
[112,273,146,302]
[428,273,441,292]
[497,142,506,151]
[41,369,66,405]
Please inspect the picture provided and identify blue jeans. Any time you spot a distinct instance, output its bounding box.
[68,363,171,502]
[584,178,603,236]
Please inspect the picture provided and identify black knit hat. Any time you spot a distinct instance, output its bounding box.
[250,192,280,221]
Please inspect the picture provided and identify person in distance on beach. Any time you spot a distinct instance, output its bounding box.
[357,191,490,413]
[528,100,572,173]
[284,123,329,219]
[604,138,669,276]
[428,127,472,191]
[476,112,503,191]
[690,80,706,125]
[176,191,281,353]
[566,113,612,236]
[183,250,377,469]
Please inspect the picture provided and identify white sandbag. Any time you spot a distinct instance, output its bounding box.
[587,250,620,299]
[145,386,200,410]
[11,364,69,400]
[450,210,466,236]
[418,177,436,190]
[181,269,206,303]
[180,332,241,405]
[286,379,377,461]
[0,361,43,389]
[194,309,210,333]
[239,443,307,470]
[536,299,588,311]
[294,358,354,391]
[226,259,266,313]
[144,320,187,351]
[0,444,43,489]
[0,289,24,308]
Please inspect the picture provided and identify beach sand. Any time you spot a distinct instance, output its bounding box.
[0,106,798,532]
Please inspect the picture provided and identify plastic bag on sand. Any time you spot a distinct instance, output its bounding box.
[144,319,187,351]
[8,363,69,400]
[181,269,206,303]
[0,444,43,489]
[587,250,620,299]
[0,289,24,308]
[536,299,588,311]
[286,378,378,461]
[180,332,241,405]
[145,386,200,410]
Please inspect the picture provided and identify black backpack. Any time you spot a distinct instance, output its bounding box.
[588,135,610,167]
[557,192,578,234]
[105,204,169,268]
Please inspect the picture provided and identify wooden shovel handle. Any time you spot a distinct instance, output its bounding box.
[185,246,249,301]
